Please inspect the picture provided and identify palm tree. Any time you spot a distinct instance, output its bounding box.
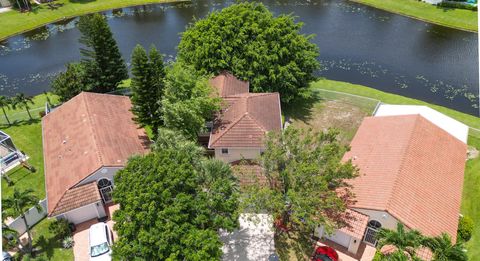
[376,223,424,258]
[422,233,467,261]
[0,95,12,126]
[11,93,34,120]
[3,188,43,253]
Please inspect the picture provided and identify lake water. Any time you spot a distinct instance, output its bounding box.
[0,0,478,116]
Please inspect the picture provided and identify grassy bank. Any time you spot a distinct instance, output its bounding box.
[351,0,477,32]
[311,79,480,130]
[0,0,185,41]
[462,135,480,259]
[312,79,480,258]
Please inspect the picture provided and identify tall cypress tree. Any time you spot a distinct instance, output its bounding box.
[130,44,165,138]
[77,13,128,93]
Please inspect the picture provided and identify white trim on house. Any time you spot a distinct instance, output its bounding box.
[374,105,469,143]
[315,226,362,254]
[60,201,106,224]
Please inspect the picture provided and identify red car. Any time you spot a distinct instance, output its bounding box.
[311,246,339,261]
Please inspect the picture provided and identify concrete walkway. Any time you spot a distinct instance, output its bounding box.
[220,214,275,261]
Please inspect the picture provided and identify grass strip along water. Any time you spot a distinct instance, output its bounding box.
[351,0,478,32]
[0,0,185,41]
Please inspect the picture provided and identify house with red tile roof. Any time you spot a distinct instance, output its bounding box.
[208,72,282,163]
[317,114,468,257]
[42,92,149,224]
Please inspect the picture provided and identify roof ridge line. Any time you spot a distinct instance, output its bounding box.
[83,93,105,165]
[48,189,69,217]
[225,92,275,98]
[385,115,420,211]
[221,73,227,97]
[210,113,248,147]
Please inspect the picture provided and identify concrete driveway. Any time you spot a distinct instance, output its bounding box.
[73,204,118,261]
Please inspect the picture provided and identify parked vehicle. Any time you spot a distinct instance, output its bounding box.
[89,223,113,261]
[311,246,339,261]
[2,251,12,261]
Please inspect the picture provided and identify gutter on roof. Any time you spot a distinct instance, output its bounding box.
[41,117,49,214]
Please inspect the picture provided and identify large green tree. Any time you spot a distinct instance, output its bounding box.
[112,129,239,260]
[130,44,165,138]
[161,63,220,140]
[77,13,128,93]
[178,2,320,104]
[2,188,43,253]
[241,127,357,234]
[51,63,88,102]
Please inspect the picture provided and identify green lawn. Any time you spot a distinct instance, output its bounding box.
[311,79,480,257]
[0,0,183,41]
[462,135,480,260]
[1,93,59,125]
[1,93,59,201]
[1,121,44,201]
[352,0,477,32]
[29,218,74,260]
[311,79,480,131]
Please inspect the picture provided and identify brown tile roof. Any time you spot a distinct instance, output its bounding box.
[343,115,467,241]
[339,209,369,239]
[209,71,249,97]
[209,92,282,148]
[43,92,150,216]
[231,160,268,188]
[50,182,102,216]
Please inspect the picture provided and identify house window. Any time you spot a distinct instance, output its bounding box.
[368,220,382,229]
[221,148,229,154]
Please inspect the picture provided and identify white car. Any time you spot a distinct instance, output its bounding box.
[89,223,113,261]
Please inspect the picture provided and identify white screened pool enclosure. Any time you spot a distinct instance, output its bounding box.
[0,131,26,174]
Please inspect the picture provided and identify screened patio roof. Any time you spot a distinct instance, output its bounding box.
[0,131,17,158]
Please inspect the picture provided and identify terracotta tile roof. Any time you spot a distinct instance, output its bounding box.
[343,115,467,241]
[209,92,282,148]
[230,160,268,188]
[50,182,101,217]
[339,209,369,239]
[209,71,249,97]
[43,92,150,216]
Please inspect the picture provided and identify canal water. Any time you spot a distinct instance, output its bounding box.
[0,0,478,115]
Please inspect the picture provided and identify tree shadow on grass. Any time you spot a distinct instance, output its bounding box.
[282,90,322,123]
[69,0,97,4]
[34,235,62,260]
[1,118,41,129]
[275,231,316,261]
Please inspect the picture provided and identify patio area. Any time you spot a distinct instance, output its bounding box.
[317,239,376,261]
[72,204,118,261]
[0,130,27,174]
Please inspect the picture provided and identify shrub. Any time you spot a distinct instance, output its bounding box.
[48,219,71,239]
[62,236,75,249]
[372,251,383,261]
[457,215,474,242]
[437,2,477,11]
